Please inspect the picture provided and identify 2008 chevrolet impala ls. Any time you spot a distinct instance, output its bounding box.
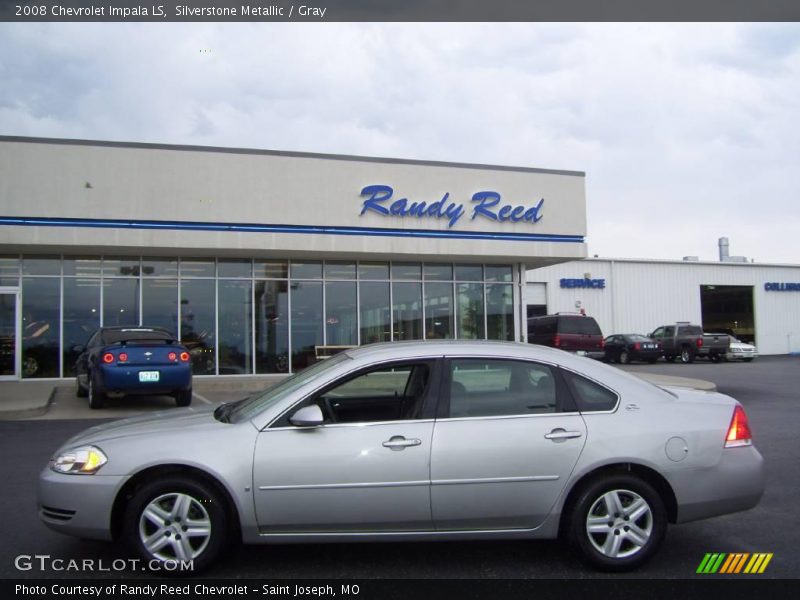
[39,341,764,572]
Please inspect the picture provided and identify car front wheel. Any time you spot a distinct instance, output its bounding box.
[568,474,667,571]
[124,476,228,573]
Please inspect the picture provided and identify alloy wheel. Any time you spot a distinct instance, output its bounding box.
[138,492,212,562]
[585,489,653,559]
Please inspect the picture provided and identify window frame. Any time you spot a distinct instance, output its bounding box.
[437,356,577,420]
[269,357,443,428]
[559,366,621,414]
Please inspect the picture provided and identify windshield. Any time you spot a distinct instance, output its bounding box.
[227,352,351,423]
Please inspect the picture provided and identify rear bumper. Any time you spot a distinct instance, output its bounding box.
[38,467,126,541]
[631,350,662,361]
[97,364,191,394]
[670,445,765,524]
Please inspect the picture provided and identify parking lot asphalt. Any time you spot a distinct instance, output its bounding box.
[0,356,797,579]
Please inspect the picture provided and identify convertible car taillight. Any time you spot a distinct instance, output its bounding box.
[102,353,114,364]
[725,405,753,448]
[168,352,177,361]
[179,351,190,362]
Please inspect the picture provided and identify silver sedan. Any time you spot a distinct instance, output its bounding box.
[39,341,764,572]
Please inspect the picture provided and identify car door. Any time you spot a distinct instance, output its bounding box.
[430,357,587,530]
[252,360,438,532]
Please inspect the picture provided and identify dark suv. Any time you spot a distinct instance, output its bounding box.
[527,313,604,358]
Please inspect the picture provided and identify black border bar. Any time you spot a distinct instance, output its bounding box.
[2,0,800,22]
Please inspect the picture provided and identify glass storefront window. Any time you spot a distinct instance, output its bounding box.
[103,278,140,327]
[326,281,357,346]
[218,259,251,279]
[62,278,100,377]
[142,257,178,277]
[393,282,423,341]
[22,256,60,276]
[486,265,513,282]
[457,282,485,339]
[291,281,323,371]
[487,283,514,341]
[180,258,215,278]
[0,293,16,376]
[324,261,356,280]
[180,279,216,375]
[455,264,483,282]
[358,262,389,280]
[0,256,20,286]
[255,280,289,373]
[291,261,322,280]
[21,278,60,378]
[424,282,454,339]
[255,260,288,279]
[392,262,422,280]
[104,256,141,277]
[63,256,101,277]
[218,280,253,374]
[142,279,179,335]
[423,263,453,281]
[359,282,391,344]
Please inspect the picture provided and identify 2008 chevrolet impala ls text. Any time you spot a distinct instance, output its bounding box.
[39,341,765,572]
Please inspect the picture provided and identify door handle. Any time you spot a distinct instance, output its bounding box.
[382,436,422,450]
[544,429,583,441]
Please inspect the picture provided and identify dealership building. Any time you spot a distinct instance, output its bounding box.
[1,136,798,381]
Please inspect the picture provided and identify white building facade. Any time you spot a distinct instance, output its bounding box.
[0,136,587,380]
[526,258,800,356]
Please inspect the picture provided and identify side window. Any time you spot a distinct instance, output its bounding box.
[312,362,431,424]
[448,359,558,418]
[650,328,662,338]
[562,370,618,412]
[664,326,675,336]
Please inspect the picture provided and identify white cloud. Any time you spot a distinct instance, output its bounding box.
[0,22,798,263]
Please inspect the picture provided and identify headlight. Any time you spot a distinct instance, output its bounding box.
[51,446,108,475]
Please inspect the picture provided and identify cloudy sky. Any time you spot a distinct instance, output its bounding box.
[1,22,798,263]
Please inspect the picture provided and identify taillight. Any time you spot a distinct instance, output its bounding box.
[180,351,190,362]
[102,353,114,364]
[634,342,641,350]
[696,338,704,348]
[118,352,128,362]
[168,352,177,362]
[725,405,753,448]
[600,338,605,349]
[553,335,561,347]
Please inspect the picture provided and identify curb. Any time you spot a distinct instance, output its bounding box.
[0,385,56,420]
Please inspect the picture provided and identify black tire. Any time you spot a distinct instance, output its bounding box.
[664,355,675,363]
[124,476,228,574]
[709,353,721,363]
[679,346,695,364]
[567,474,667,571]
[88,373,105,409]
[619,351,630,365]
[175,388,193,407]
[76,378,88,398]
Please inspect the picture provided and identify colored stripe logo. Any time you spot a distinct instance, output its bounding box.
[696,553,773,574]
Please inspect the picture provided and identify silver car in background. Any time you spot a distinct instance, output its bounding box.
[39,341,764,572]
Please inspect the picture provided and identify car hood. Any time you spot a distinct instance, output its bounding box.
[60,405,220,448]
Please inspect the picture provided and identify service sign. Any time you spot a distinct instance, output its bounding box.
[359,184,544,229]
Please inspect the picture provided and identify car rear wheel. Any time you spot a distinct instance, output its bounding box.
[568,474,667,571]
[76,379,88,398]
[175,388,193,407]
[124,476,228,573]
[679,346,695,364]
[619,351,630,365]
[88,374,105,409]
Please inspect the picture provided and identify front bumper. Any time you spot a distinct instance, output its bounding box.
[726,351,759,361]
[38,467,127,541]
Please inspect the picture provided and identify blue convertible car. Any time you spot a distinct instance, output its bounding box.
[74,327,193,409]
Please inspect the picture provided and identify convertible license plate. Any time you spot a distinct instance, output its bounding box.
[139,371,160,382]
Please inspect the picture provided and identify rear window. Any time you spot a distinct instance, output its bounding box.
[628,334,652,342]
[102,329,174,344]
[677,326,703,336]
[558,317,601,335]
[528,317,556,335]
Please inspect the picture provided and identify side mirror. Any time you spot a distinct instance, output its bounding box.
[289,404,325,427]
